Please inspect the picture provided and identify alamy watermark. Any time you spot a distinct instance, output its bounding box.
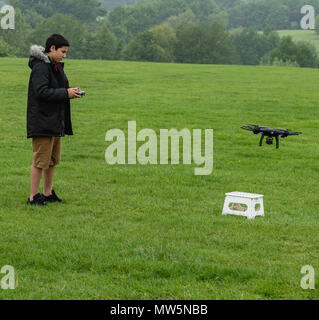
[300,5,315,29]
[300,265,316,290]
[105,121,213,176]
[1,265,15,290]
[0,5,15,30]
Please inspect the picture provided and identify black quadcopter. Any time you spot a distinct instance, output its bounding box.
[241,124,302,149]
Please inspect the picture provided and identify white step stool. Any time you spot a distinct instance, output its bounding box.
[222,192,264,219]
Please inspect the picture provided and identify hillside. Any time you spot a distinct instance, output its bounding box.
[0,58,318,299]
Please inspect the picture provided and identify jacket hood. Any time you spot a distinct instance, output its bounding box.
[28,45,50,69]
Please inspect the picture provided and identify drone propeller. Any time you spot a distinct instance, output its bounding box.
[241,124,260,132]
[285,130,302,136]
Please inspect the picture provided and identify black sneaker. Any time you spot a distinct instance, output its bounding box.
[43,189,63,203]
[27,193,47,206]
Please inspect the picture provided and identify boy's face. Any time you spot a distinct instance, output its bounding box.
[49,45,69,63]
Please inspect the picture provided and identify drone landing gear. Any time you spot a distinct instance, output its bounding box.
[259,135,264,147]
[259,135,279,149]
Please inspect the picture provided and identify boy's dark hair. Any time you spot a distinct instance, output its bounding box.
[45,34,70,53]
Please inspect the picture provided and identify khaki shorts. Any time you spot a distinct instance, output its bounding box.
[32,137,62,169]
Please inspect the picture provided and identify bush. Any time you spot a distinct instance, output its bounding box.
[264,36,318,68]
[0,39,11,57]
[295,41,318,68]
[260,55,299,67]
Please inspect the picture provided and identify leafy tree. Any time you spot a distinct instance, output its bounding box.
[124,3,157,36]
[231,28,279,65]
[27,13,87,59]
[151,0,190,25]
[107,3,157,42]
[208,10,229,27]
[83,26,117,60]
[115,39,125,59]
[23,9,45,29]
[269,36,298,63]
[166,9,196,28]
[187,0,219,24]
[174,22,240,65]
[9,0,107,22]
[122,30,167,62]
[150,0,219,25]
[228,0,290,30]
[107,0,219,43]
[150,23,177,61]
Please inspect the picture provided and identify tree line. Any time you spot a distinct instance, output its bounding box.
[0,0,318,67]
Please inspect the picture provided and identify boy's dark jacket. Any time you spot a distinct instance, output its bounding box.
[27,45,73,138]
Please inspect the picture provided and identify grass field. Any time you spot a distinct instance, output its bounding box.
[0,57,319,300]
[278,29,319,52]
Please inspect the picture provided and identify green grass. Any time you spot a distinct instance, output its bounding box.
[0,58,318,300]
[278,29,319,52]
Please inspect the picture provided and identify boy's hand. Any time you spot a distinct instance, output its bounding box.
[68,88,81,99]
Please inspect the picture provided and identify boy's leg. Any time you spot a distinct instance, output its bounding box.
[43,137,61,196]
[30,165,43,201]
[43,167,55,197]
[30,137,54,200]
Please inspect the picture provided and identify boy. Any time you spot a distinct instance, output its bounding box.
[27,34,81,205]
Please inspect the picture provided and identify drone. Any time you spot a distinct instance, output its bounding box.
[241,124,302,149]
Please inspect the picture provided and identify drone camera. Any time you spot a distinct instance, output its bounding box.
[266,137,273,145]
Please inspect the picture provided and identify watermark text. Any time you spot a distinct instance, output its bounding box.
[301,5,315,30]
[1,265,15,290]
[1,5,15,30]
[300,265,315,290]
[105,121,213,175]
